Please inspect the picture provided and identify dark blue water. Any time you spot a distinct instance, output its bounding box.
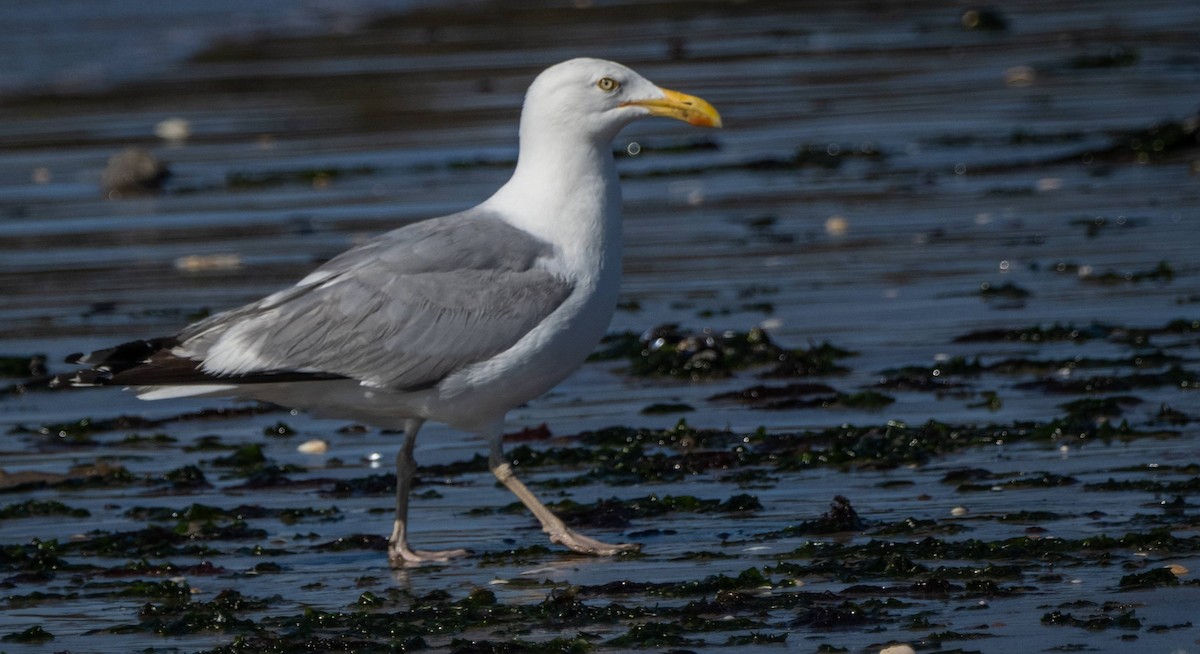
[1,0,1199,651]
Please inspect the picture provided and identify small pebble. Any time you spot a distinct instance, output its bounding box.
[879,645,916,654]
[174,254,243,272]
[961,6,1008,31]
[297,439,329,454]
[1166,564,1188,577]
[154,117,191,142]
[951,506,968,517]
[824,215,849,236]
[1004,65,1037,86]
[101,147,169,197]
[1036,177,1063,192]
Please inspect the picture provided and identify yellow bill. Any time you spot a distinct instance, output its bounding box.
[624,87,722,128]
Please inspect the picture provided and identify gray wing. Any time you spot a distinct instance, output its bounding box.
[177,210,573,390]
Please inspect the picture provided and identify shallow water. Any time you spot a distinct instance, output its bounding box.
[2,0,1199,652]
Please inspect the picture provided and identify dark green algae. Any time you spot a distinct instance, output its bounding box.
[952,318,1200,345]
[10,403,1178,501]
[471,492,764,529]
[0,354,45,378]
[600,319,1200,409]
[0,0,1196,648]
[3,319,1198,651]
[1,625,54,643]
[4,413,1197,650]
[99,568,934,652]
[588,324,854,381]
[7,403,284,437]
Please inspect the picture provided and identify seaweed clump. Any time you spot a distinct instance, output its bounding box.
[591,324,853,380]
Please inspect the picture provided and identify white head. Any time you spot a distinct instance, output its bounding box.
[519,58,721,146]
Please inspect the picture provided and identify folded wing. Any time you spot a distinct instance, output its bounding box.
[55,210,573,393]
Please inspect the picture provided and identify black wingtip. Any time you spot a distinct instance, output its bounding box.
[65,352,84,364]
[49,369,112,388]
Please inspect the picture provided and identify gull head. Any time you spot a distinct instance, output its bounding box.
[521,58,722,144]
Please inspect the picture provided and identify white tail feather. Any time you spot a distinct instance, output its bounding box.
[135,385,238,400]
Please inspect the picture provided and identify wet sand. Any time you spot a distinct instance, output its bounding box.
[1,0,1199,651]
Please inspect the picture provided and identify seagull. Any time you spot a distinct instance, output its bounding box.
[53,58,722,564]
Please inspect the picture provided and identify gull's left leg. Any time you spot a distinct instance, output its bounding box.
[487,424,639,556]
[388,418,469,565]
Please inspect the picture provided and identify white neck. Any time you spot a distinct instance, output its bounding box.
[483,123,622,280]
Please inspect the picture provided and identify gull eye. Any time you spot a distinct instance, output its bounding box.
[596,77,620,92]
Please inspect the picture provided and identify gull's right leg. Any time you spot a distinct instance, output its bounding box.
[388,418,469,565]
[486,424,639,556]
